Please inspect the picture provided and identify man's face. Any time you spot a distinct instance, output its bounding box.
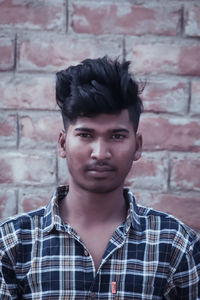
[58,109,142,194]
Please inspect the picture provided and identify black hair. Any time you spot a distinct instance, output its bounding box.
[56,56,143,132]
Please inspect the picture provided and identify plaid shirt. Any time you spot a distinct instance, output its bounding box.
[0,186,200,299]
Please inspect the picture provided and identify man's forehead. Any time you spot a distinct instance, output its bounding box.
[70,110,132,128]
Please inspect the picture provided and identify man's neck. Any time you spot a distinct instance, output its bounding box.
[59,183,127,226]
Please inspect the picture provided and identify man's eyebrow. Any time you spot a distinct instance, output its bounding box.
[111,129,129,133]
[74,128,94,132]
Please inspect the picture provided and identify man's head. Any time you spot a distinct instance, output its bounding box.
[56,56,143,133]
[56,57,144,194]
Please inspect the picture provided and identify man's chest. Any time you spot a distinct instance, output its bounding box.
[17,233,169,299]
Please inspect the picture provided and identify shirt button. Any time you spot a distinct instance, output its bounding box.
[84,249,89,256]
[90,292,95,299]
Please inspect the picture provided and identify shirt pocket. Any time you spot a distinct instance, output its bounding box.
[115,283,163,300]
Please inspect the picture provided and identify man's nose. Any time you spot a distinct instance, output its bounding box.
[90,139,111,160]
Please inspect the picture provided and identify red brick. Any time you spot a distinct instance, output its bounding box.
[0,74,56,110]
[0,112,17,147]
[125,152,168,191]
[18,35,123,72]
[0,152,56,185]
[0,189,17,220]
[184,4,200,37]
[19,112,62,148]
[133,190,200,231]
[142,80,189,114]
[139,116,200,152]
[18,187,53,213]
[126,41,200,76]
[72,2,180,36]
[170,154,200,192]
[0,37,15,71]
[190,80,200,116]
[0,0,66,31]
[158,194,200,231]
[133,190,158,207]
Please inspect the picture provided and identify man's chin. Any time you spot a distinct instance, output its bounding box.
[79,183,120,194]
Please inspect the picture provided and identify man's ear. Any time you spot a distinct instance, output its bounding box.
[133,133,142,161]
[58,130,66,158]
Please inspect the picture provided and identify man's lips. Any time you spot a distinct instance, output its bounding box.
[85,163,116,173]
[87,166,114,172]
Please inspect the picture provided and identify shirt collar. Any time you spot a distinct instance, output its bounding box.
[43,186,68,233]
[123,188,142,232]
[43,186,142,234]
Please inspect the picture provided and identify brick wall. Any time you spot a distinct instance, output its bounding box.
[0,0,200,233]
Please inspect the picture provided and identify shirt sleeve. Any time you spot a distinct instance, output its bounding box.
[0,226,21,299]
[166,232,200,299]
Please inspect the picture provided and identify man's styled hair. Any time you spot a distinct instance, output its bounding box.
[56,56,143,132]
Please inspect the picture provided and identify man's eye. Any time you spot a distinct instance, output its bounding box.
[78,133,92,138]
[112,134,125,140]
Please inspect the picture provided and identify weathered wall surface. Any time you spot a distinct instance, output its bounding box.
[0,0,200,233]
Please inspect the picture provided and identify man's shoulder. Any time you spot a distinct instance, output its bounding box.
[136,203,199,243]
[0,207,46,233]
[0,208,47,262]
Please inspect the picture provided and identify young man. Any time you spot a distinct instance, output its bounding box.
[0,57,199,299]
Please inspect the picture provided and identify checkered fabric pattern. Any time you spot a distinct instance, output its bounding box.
[0,186,200,299]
